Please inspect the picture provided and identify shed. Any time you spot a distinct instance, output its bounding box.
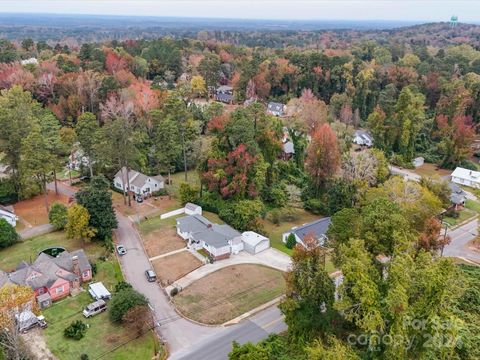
[412,157,425,168]
[242,231,270,254]
[88,282,111,300]
[37,293,52,309]
[185,203,202,216]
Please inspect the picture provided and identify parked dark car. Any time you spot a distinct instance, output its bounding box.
[145,269,157,282]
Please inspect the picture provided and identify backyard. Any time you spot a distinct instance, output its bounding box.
[42,291,161,360]
[13,190,70,227]
[173,264,285,325]
[0,231,105,272]
[151,250,203,286]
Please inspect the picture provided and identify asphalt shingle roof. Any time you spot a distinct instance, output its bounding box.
[290,217,332,241]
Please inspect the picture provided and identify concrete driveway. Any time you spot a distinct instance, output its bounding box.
[165,248,291,294]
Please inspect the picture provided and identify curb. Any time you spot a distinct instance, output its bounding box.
[448,215,478,231]
[222,296,284,326]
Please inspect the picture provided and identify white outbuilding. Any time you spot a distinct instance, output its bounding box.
[88,282,111,301]
[242,231,270,254]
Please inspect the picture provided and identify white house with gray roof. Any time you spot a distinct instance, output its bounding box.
[353,130,373,147]
[176,215,243,260]
[267,102,286,117]
[113,167,164,197]
[282,217,332,248]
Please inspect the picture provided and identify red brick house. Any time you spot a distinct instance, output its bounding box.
[3,250,92,308]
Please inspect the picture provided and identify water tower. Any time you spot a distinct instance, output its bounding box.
[450,15,458,27]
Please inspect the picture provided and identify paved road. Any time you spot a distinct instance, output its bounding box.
[443,219,480,263]
[114,212,221,353]
[52,180,287,358]
[169,306,286,360]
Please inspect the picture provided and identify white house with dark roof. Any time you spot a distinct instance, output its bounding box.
[353,130,373,147]
[113,167,164,197]
[267,102,286,117]
[282,217,332,248]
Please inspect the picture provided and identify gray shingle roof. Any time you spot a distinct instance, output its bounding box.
[215,93,233,103]
[176,215,213,234]
[6,250,91,290]
[193,230,230,248]
[290,217,332,241]
[267,102,285,113]
[0,270,11,287]
[176,215,240,249]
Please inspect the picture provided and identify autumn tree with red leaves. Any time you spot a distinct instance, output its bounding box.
[418,217,451,253]
[436,114,476,167]
[202,144,267,199]
[306,123,340,193]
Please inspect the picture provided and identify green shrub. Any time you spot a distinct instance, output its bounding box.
[170,287,179,297]
[219,199,265,232]
[80,354,89,360]
[267,208,281,225]
[109,288,148,323]
[0,178,18,204]
[64,320,87,340]
[114,281,133,293]
[179,183,199,205]
[286,233,297,249]
[48,202,68,230]
[304,198,326,215]
[0,218,20,249]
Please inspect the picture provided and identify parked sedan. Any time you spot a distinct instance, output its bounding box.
[116,245,127,256]
[145,269,157,282]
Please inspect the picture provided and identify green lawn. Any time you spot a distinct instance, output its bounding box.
[0,232,107,272]
[166,171,200,199]
[43,291,161,360]
[443,208,476,227]
[465,199,480,214]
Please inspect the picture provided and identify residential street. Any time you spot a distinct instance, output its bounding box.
[443,218,480,263]
[48,180,286,358]
[169,306,287,360]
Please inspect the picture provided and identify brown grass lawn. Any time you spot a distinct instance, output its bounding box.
[144,227,186,258]
[151,251,203,286]
[13,191,70,226]
[173,264,285,325]
[112,191,180,218]
[413,163,452,178]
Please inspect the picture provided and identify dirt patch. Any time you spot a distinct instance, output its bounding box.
[173,264,285,325]
[14,191,69,226]
[144,227,186,258]
[21,328,57,360]
[113,193,179,219]
[151,251,203,287]
[414,163,451,178]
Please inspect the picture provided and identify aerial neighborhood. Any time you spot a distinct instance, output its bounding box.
[0,5,480,360]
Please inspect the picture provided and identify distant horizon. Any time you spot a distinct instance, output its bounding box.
[0,1,477,23]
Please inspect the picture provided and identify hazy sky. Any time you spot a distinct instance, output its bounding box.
[0,1,478,22]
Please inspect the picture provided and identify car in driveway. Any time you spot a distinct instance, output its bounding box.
[116,245,127,256]
[145,269,157,282]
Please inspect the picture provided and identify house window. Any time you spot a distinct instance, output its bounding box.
[154,183,157,187]
[55,286,64,294]
[82,271,89,278]
[115,182,122,188]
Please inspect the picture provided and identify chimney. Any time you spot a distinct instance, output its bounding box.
[72,255,80,277]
